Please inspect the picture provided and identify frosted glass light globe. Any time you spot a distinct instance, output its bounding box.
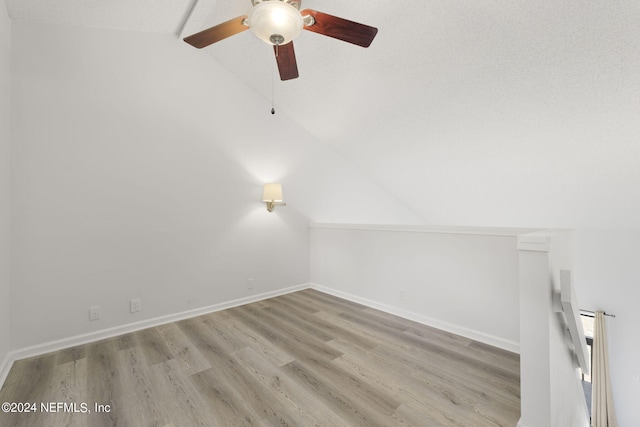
[248,1,303,45]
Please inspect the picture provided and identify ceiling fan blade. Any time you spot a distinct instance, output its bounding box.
[274,42,299,81]
[183,16,248,48]
[300,9,378,47]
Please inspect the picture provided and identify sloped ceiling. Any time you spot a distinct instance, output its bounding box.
[5,0,640,228]
[5,0,195,33]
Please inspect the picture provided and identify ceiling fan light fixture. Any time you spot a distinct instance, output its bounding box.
[248,0,303,45]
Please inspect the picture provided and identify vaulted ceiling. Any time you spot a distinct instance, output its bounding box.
[5,0,640,228]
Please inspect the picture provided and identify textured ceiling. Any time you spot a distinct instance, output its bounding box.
[193,0,640,228]
[5,0,196,33]
[5,0,640,227]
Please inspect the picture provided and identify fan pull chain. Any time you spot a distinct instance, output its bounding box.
[271,46,277,115]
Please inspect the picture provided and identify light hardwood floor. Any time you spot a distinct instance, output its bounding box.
[0,289,520,426]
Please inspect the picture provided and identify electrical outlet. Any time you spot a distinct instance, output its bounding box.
[130,298,141,313]
[89,306,100,321]
[247,278,254,290]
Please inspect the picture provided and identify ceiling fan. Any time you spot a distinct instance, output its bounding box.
[183,0,378,80]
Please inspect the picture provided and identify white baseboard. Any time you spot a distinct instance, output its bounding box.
[516,419,528,427]
[310,283,520,354]
[2,281,520,391]
[6,283,310,369]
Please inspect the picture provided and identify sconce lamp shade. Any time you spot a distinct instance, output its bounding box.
[262,183,283,202]
[262,183,286,212]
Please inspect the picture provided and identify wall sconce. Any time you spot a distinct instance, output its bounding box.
[262,183,286,212]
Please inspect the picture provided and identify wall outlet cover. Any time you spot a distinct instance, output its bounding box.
[130,298,141,313]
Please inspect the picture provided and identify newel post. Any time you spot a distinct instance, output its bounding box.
[517,234,553,427]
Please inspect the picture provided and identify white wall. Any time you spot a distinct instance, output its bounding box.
[310,224,521,351]
[0,1,12,375]
[8,22,307,350]
[574,230,640,427]
[8,21,422,352]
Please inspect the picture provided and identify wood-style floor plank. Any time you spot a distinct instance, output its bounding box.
[155,323,212,376]
[327,337,492,426]
[233,346,351,426]
[266,297,378,351]
[0,289,520,426]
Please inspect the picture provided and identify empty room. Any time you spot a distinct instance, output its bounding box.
[0,0,638,426]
